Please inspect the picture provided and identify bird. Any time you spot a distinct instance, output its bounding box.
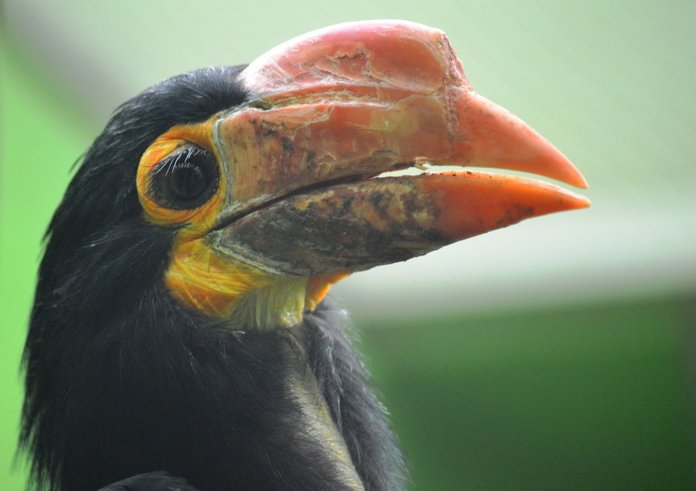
[20,20,589,491]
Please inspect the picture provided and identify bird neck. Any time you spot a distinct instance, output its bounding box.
[24,283,404,490]
[282,336,365,490]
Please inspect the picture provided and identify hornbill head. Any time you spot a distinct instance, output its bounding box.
[137,20,588,328]
[23,20,588,491]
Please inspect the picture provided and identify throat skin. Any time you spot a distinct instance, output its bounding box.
[232,277,312,329]
[165,236,349,328]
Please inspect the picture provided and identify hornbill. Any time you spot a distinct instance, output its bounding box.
[21,20,589,491]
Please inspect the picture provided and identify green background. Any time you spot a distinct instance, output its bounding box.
[2,1,695,489]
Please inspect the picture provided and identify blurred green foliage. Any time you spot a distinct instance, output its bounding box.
[1,38,93,490]
[361,296,695,490]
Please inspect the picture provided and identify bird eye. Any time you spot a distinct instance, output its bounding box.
[149,144,219,210]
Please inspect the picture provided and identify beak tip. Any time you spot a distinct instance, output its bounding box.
[536,138,589,190]
[563,165,590,190]
[561,188,592,211]
[555,152,588,190]
[575,195,592,209]
[576,174,590,190]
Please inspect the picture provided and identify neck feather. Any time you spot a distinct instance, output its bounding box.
[23,284,405,490]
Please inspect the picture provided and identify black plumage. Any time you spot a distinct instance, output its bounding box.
[98,472,198,491]
[21,67,405,491]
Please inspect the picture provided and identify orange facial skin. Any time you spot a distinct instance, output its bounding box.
[137,121,348,321]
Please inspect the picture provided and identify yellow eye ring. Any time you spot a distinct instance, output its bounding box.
[136,119,224,235]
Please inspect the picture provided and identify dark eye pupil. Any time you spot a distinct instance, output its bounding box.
[150,145,219,210]
[169,164,206,200]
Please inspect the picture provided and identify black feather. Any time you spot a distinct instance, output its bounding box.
[21,66,406,490]
[97,472,198,491]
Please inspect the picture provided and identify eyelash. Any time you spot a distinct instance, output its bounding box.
[152,146,208,176]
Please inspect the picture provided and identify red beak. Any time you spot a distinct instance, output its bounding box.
[206,20,590,275]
